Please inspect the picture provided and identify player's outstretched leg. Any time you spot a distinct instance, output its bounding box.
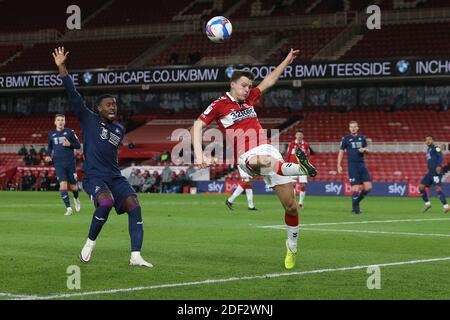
[419,185,432,213]
[80,194,113,263]
[124,196,152,267]
[295,148,317,177]
[274,183,299,269]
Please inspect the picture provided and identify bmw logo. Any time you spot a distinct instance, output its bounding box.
[83,72,93,84]
[396,60,409,73]
[225,66,234,79]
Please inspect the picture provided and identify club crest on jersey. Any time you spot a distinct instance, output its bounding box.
[100,127,109,140]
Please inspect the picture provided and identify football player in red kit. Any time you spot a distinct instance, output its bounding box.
[192,49,317,269]
[286,129,314,208]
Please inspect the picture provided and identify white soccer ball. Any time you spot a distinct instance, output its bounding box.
[205,16,232,43]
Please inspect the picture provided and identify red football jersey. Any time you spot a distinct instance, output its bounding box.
[198,88,268,161]
[286,140,310,163]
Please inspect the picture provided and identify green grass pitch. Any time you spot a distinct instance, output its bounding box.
[1,191,450,300]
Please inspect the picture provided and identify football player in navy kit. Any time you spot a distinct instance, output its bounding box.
[45,114,81,216]
[337,121,372,214]
[420,136,449,213]
[53,47,152,267]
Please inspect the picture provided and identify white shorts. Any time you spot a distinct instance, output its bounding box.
[237,166,252,182]
[237,144,293,188]
[292,175,308,184]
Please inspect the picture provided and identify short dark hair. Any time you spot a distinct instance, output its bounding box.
[296,129,303,133]
[55,113,65,119]
[231,69,255,82]
[95,94,116,108]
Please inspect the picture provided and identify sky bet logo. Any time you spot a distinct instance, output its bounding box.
[325,182,343,195]
[388,183,406,196]
[208,181,223,193]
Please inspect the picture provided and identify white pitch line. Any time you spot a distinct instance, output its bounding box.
[12,256,450,300]
[301,227,450,238]
[0,293,39,299]
[258,217,450,229]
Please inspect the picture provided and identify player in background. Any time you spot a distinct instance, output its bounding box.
[53,47,152,267]
[420,136,449,213]
[285,129,314,208]
[225,170,257,211]
[192,49,317,269]
[337,121,372,214]
[45,114,81,216]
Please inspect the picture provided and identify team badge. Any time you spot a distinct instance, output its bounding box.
[100,127,109,140]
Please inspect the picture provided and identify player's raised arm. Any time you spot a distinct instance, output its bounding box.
[52,47,91,120]
[257,48,299,93]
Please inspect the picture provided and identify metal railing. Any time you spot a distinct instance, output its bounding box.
[356,6,450,25]
[286,141,449,153]
[0,29,61,44]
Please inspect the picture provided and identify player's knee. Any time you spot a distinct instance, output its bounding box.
[283,199,297,214]
[419,185,426,191]
[123,195,140,213]
[97,192,114,209]
[257,155,274,168]
[98,198,114,209]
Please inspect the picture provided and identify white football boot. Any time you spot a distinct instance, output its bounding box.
[64,207,73,216]
[74,198,81,212]
[80,239,96,263]
[129,252,153,267]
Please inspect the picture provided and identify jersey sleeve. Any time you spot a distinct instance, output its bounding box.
[246,87,262,106]
[69,130,81,150]
[339,137,347,150]
[61,75,93,122]
[47,132,53,157]
[197,100,221,126]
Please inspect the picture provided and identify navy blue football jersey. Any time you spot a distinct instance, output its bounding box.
[62,75,125,178]
[426,144,443,173]
[47,128,80,165]
[340,134,368,163]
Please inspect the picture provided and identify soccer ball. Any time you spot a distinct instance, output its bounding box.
[205,16,232,43]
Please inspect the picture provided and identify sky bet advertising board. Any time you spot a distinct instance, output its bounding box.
[196,181,450,197]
